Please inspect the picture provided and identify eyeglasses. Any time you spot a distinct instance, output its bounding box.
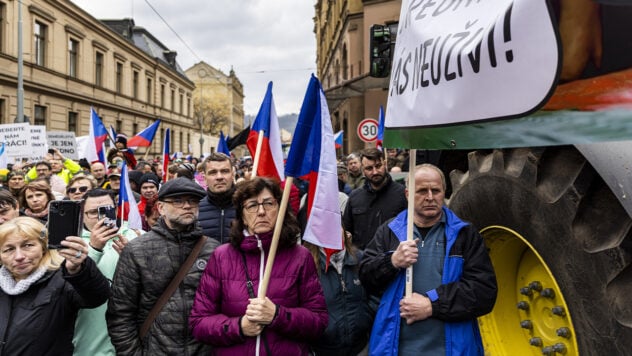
[243,199,278,213]
[68,186,89,194]
[162,198,200,208]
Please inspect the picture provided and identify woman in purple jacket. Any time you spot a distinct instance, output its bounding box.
[190,177,328,355]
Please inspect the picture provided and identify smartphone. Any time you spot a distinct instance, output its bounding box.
[98,205,120,229]
[47,200,83,249]
[48,148,55,154]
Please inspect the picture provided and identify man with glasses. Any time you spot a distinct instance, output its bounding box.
[107,177,220,355]
[198,153,236,244]
[343,148,407,250]
[73,189,139,355]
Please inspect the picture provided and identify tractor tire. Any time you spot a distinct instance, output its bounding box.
[448,146,632,355]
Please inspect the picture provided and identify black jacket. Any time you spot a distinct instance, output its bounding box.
[198,188,236,244]
[0,258,110,356]
[343,174,407,250]
[106,218,219,356]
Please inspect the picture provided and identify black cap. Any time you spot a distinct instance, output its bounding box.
[139,173,160,189]
[128,170,143,186]
[158,177,206,200]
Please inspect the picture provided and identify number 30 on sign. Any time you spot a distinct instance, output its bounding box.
[357,118,379,142]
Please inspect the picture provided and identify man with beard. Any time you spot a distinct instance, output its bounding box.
[106,177,220,355]
[343,148,407,250]
[198,153,236,244]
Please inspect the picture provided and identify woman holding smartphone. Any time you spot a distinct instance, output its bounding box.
[0,216,110,354]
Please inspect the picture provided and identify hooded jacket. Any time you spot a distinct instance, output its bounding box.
[0,258,110,356]
[359,207,497,355]
[106,218,219,356]
[189,232,328,355]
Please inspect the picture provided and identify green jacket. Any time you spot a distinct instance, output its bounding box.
[26,158,81,184]
[72,223,141,356]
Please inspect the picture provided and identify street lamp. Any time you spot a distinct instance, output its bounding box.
[198,68,207,156]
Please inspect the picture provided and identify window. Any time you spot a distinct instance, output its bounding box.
[34,105,46,126]
[68,39,79,78]
[95,52,103,86]
[34,21,47,66]
[179,93,183,114]
[0,4,5,53]
[187,97,191,117]
[170,89,175,111]
[179,131,183,152]
[0,99,4,123]
[116,120,122,133]
[115,62,123,94]
[133,71,139,99]
[68,112,78,133]
[160,84,165,108]
[146,78,152,104]
[187,133,190,152]
[133,123,138,137]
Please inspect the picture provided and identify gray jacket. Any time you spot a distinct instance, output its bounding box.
[106,218,219,356]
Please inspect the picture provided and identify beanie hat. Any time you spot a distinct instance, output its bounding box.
[127,170,143,186]
[139,173,160,189]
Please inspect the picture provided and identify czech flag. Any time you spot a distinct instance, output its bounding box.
[162,128,170,182]
[247,82,285,181]
[376,105,385,152]
[128,119,161,147]
[88,107,108,165]
[118,162,143,230]
[217,130,230,156]
[285,75,342,250]
[334,130,343,149]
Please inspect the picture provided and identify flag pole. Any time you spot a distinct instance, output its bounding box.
[405,149,417,297]
[258,176,293,298]
[251,130,264,179]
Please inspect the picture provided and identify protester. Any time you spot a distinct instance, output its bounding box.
[90,161,108,188]
[337,162,352,195]
[106,177,220,355]
[6,171,26,198]
[198,153,236,244]
[19,179,55,224]
[304,230,376,356]
[25,147,82,185]
[189,177,328,354]
[346,153,365,190]
[30,161,66,198]
[343,148,407,250]
[0,216,110,355]
[359,164,497,355]
[0,190,22,224]
[142,197,161,231]
[137,173,160,215]
[73,189,138,356]
[66,174,97,200]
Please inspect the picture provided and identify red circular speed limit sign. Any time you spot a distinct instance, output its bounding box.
[357,118,379,142]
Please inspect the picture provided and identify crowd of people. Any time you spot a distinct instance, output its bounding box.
[0,136,498,355]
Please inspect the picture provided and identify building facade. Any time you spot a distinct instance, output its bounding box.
[0,0,201,158]
[314,0,401,156]
[185,61,246,156]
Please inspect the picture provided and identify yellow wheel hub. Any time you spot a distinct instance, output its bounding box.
[478,226,579,355]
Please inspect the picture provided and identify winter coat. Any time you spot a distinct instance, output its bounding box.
[106,218,220,356]
[189,232,328,355]
[360,207,497,355]
[343,174,407,250]
[198,189,236,244]
[312,250,377,356]
[0,258,110,356]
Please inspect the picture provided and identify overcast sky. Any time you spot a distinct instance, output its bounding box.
[71,0,317,118]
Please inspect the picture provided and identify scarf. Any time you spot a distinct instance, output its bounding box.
[0,265,47,295]
[24,207,49,219]
[206,186,236,209]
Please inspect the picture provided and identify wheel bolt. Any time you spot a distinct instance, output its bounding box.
[541,288,555,299]
[556,327,571,338]
[529,281,543,291]
[517,301,530,310]
[529,337,543,347]
[551,306,566,316]
[520,320,533,329]
[553,343,567,354]
[520,287,533,297]
[542,346,554,355]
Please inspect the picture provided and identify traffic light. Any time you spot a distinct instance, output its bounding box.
[370,25,392,78]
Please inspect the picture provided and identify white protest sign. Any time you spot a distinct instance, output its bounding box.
[0,123,31,159]
[386,0,559,128]
[47,131,78,160]
[29,125,48,162]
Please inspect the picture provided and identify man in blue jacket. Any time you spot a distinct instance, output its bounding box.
[359,163,497,355]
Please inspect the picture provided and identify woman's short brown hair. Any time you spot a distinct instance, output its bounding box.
[19,179,55,210]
